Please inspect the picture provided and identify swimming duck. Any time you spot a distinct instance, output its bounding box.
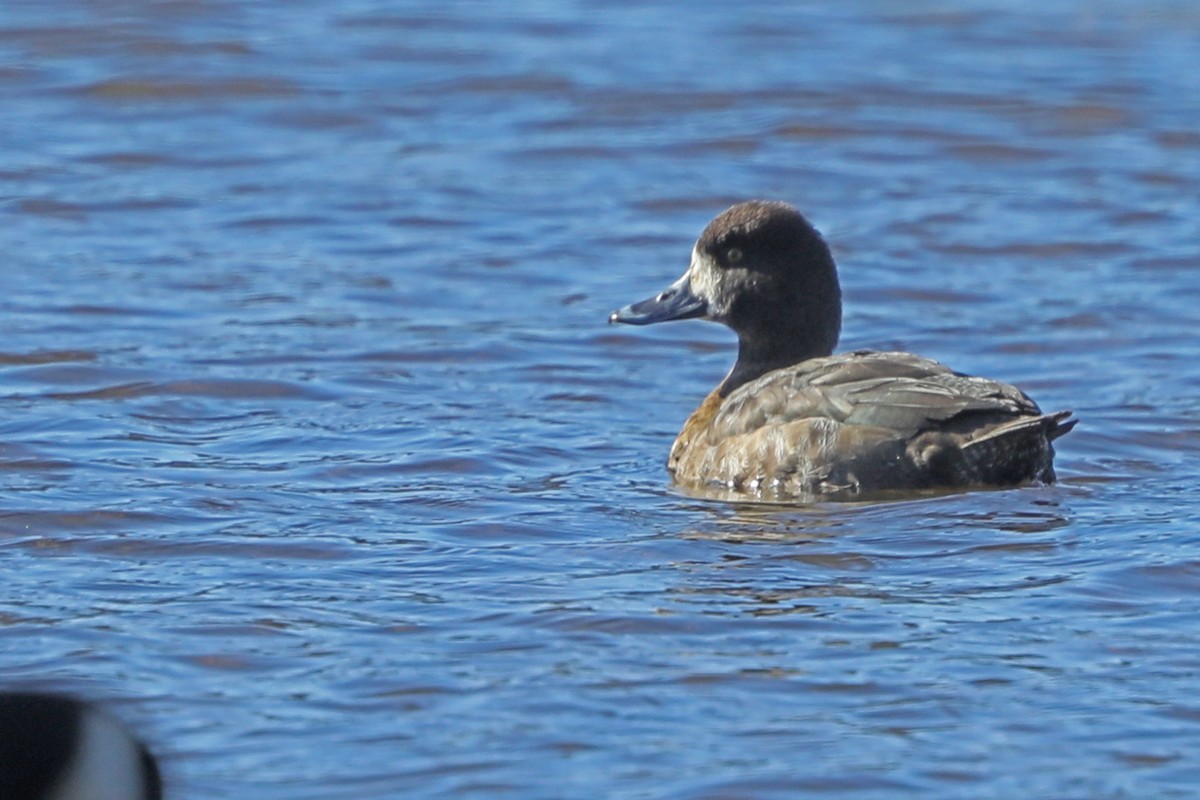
[610,200,1075,499]
[0,692,162,800]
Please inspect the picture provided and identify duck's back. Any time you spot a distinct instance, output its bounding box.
[669,351,1074,498]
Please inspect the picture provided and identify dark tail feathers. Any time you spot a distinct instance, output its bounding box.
[1045,410,1077,441]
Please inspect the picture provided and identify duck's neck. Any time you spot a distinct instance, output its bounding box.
[717,341,820,397]
[718,321,839,397]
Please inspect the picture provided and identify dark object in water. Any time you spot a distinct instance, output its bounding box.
[0,692,162,800]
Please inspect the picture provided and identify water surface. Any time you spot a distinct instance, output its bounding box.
[2,2,1199,798]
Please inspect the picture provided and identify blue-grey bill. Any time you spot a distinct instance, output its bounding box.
[609,273,707,325]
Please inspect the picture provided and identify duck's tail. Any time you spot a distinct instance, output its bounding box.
[1045,410,1077,441]
[960,410,1076,484]
[965,410,1075,450]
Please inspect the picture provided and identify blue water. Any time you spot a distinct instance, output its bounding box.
[2,1,1199,797]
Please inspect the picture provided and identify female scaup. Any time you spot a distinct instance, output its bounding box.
[610,200,1075,500]
[0,692,162,800]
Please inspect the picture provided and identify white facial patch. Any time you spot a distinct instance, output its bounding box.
[686,246,730,319]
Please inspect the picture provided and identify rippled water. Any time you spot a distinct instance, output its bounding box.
[2,1,1199,797]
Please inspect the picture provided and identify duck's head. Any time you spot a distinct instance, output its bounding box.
[610,200,842,393]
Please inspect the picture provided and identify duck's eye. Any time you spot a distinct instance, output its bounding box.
[725,247,743,265]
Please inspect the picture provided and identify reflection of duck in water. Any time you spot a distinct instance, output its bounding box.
[0,692,162,800]
[611,201,1075,500]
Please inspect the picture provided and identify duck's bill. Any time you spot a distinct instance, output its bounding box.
[609,273,707,325]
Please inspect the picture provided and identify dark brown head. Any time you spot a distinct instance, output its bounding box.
[610,201,842,394]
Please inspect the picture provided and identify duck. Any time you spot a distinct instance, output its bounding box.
[609,200,1075,500]
[0,692,162,800]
